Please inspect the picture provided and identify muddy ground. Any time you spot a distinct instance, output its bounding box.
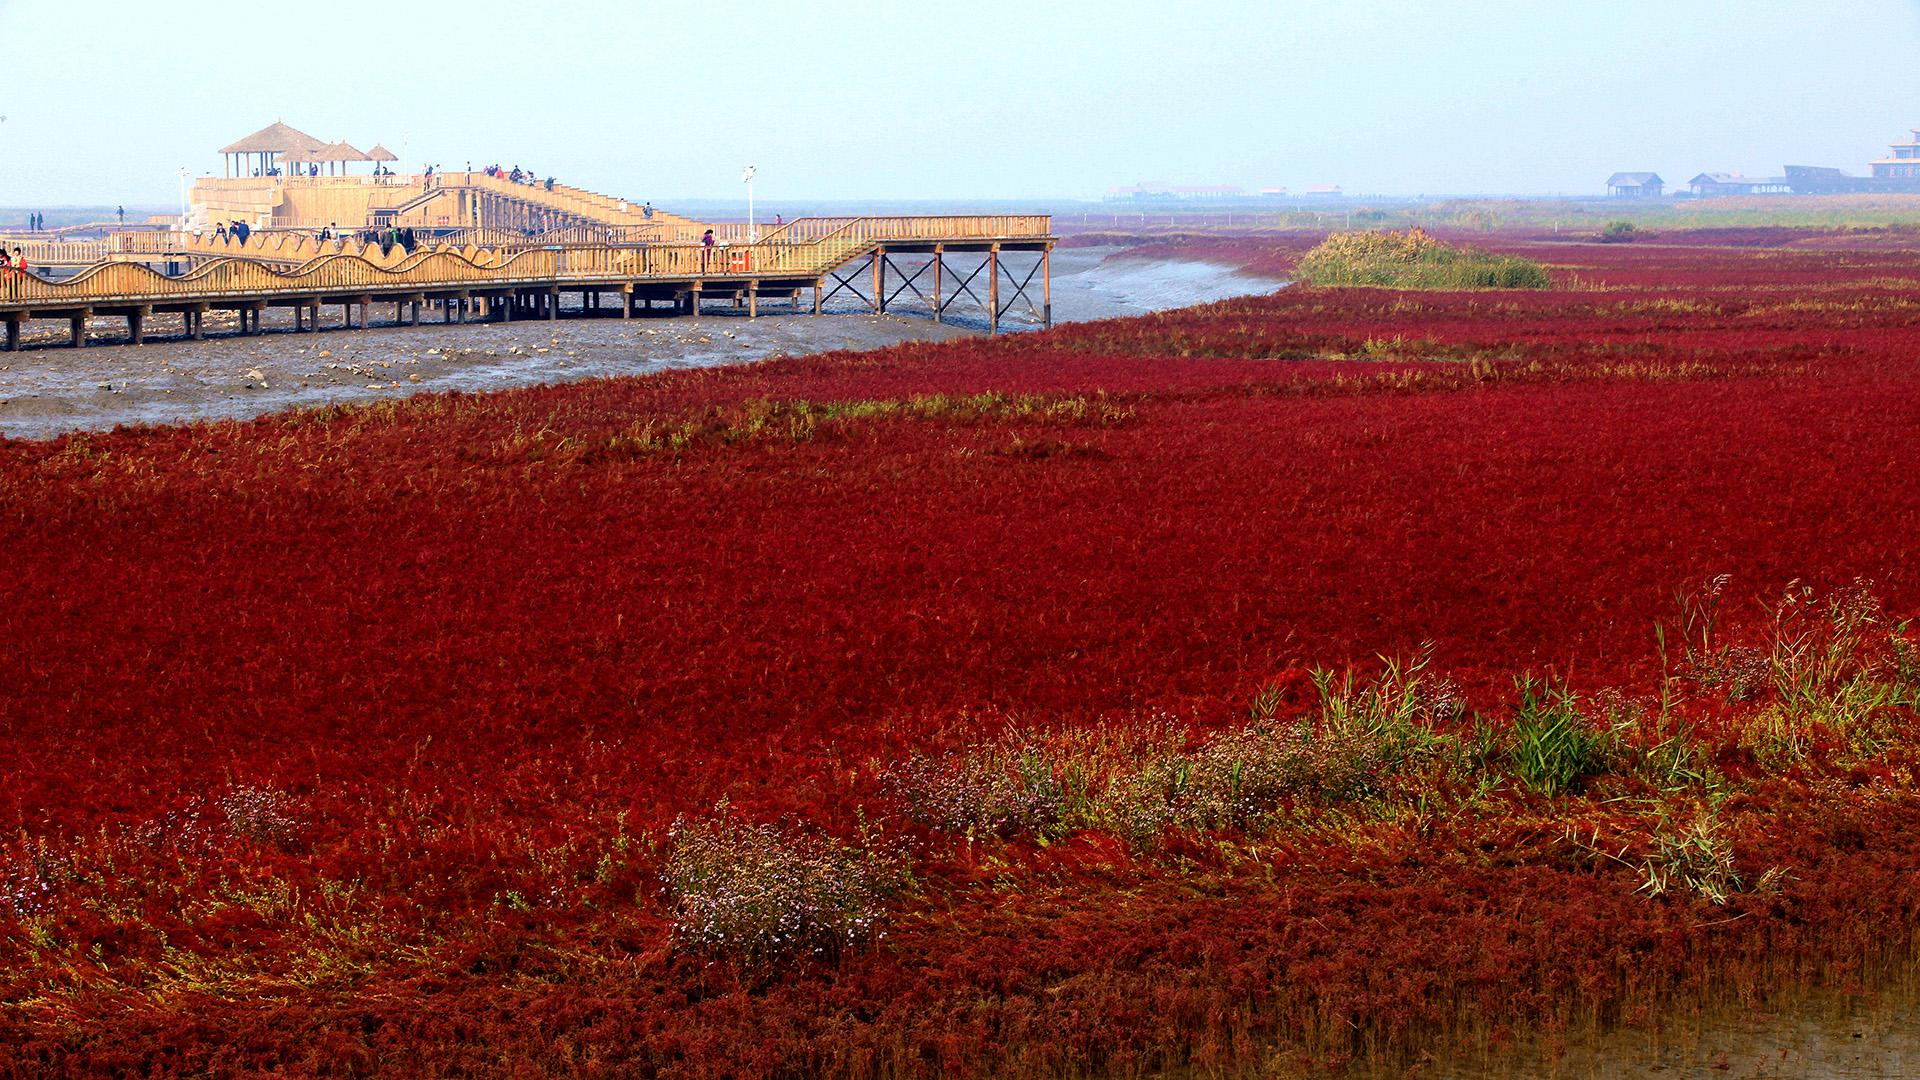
[0,248,1285,441]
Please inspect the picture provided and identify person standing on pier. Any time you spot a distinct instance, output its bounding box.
[701,228,715,270]
[117,206,125,226]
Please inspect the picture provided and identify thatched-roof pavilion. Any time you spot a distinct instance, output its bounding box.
[314,141,372,177]
[220,121,326,177]
[278,145,323,177]
[215,123,396,177]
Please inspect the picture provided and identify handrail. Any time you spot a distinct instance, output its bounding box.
[0,216,1053,308]
[0,239,114,265]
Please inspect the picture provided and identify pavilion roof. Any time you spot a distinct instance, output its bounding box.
[314,141,370,162]
[221,121,327,155]
[366,143,399,162]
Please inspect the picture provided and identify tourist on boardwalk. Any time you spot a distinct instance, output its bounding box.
[117,206,125,225]
[701,228,715,270]
[0,249,11,280]
[544,176,554,191]
[10,249,25,279]
[642,203,654,220]
[232,221,250,244]
[214,223,229,244]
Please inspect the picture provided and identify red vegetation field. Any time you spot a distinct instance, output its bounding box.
[3,233,1920,1076]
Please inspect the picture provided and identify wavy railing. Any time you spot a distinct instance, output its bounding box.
[0,216,1052,308]
[0,249,561,305]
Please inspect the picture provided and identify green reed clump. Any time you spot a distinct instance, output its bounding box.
[1506,676,1614,796]
[1296,228,1551,290]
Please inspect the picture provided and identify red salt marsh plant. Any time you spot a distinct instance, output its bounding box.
[1,233,1920,1075]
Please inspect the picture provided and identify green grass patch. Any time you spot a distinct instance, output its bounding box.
[1297,228,1551,289]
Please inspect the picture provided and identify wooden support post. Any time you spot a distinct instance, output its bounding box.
[813,281,821,315]
[3,317,17,352]
[988,245,1000,336]
[293,306,302,332]
[410,300,421,325]
[621,285,633,319]
[358,299,370,329]
[344,303,355,329]
[690,287,701,320]
[547,287,559,321]
[442,298,452,324]
[69,311,89,348]
[872,249,884,314]
[190,308,206,340]
[933,247,944,324]
[748,281,758,319]
[246,304,263,336]
[130,306,148,345]
[310,303,320,332]
[502,294,514,323]
[457,294,469,324]
[1043,245,1053,328]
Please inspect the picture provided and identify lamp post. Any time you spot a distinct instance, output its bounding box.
[742,164,757,241]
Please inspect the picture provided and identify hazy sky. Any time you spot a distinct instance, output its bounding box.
[3,0,1918,205]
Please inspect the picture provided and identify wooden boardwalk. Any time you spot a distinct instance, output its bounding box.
[0,216,1054,349]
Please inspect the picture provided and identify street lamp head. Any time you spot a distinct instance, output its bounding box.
[741,165,757,183]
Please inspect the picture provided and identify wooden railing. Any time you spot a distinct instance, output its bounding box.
[0,249,560,305]
[0,216,1052,308]
[0,239,113,265]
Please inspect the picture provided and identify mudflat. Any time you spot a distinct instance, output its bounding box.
[0,248,1284,440]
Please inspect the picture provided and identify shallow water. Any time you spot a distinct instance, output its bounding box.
[0,248,1285,441]
[1329,964,1920,1079]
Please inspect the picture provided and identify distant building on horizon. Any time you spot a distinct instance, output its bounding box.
[1688,173,1790,197]
[1870,129,1920,179]
[1606,172,1665,198]
[1102,181,1246,202]
[1782,125,1920,194]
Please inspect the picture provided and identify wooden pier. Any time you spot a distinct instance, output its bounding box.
[0,216,1053,350]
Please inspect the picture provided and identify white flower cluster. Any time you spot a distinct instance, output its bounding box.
[663,815,893,969]
[218,785,304,848]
